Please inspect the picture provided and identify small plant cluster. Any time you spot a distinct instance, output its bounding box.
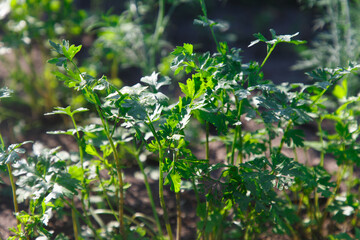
[2,1,360,240]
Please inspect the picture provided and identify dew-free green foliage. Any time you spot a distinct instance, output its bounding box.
[0,0,87,119]
[296,0,360,96]
[2,1,360,240]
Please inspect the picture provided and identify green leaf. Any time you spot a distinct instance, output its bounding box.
[140,72,171,91]
[249,30,305,47]
[148,104,163,122]
[139,92,168,106]
[49,40,63,54]
[0,141,32,164]
[85,145,101,159]
[193,16,218,28]
[248,33,267,47]
[45,106,88,117]
[47,57,67,67]
[179,78,195,98]
[332,79,347,99]
[183,43,193,55]
[197,109,228,134]
[68,165,84,182]
[122,99,147,120]
[284,129,305,147]
[62,43,82,61]
[234,89,250,100]
[0,87,13,99]
[46,129,77,136]
[164,169,181,193]
[120,83,148,96]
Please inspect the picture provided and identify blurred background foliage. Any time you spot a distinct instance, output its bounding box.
[0,0,359,139]
[295,0,360,97]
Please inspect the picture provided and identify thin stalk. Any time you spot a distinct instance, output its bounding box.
[154,0,165,44]
[327,2,341,67]
[96,167,120,223]
[7,164,20,225]
[176,192,181,240]
[260,44,277,69]
[71,199,79,240]
[96,105,125,237]
[146,116,173,240]
[63,198,102,239]
[205,122,210,162]
[159,147,173,240]
[238,125,243,164]
[230,127,238,165]
[199,0,221,53]
[133,147,163,236]
[230,96,242,165]
[297,192,304,215]
[149,0,165,73]
[340,0,352,62]
[313,118,325,224]
[244,210,254,240]
[231,98,243,165]
[237,100,243,165]
[352,183,360,226]
[174,151,181,240]
[317,118,325,167]
[0,133,4,149]
[268,132,273,156]
[192,178,203,240]
[70,115,95,238]
[204,121,211,239]
[293,147,299,162]
[347,164,354,195]
[313,187,320,223]
[70,59,82,76]
[320,164,348,229]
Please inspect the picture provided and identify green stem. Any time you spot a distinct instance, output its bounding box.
[146,117,173,240]
[314,186,320,222]
[7,163,20,225]
[63,198,102,239]
[260,44,277,69]
[96,167,120,223]
[133,147,163,236]
[96,105,125,237]
[199,0,221,53]
[0,133,4,151]
[71,198,79,240]
[70,59,82,76]
[231,98,243,165]
[317,118,325,167]
[313,118,325,224]
[176,192,181,240]
[230,127,238,165]
[237,100,243,165]
[320,164,348,229]
[159,147,173,240]
[244,210,255,240]
[174,151,181,240]
[149,0,165,73]
[70,115,95,238]
[205,122,210,162]
[192,178,203,240]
